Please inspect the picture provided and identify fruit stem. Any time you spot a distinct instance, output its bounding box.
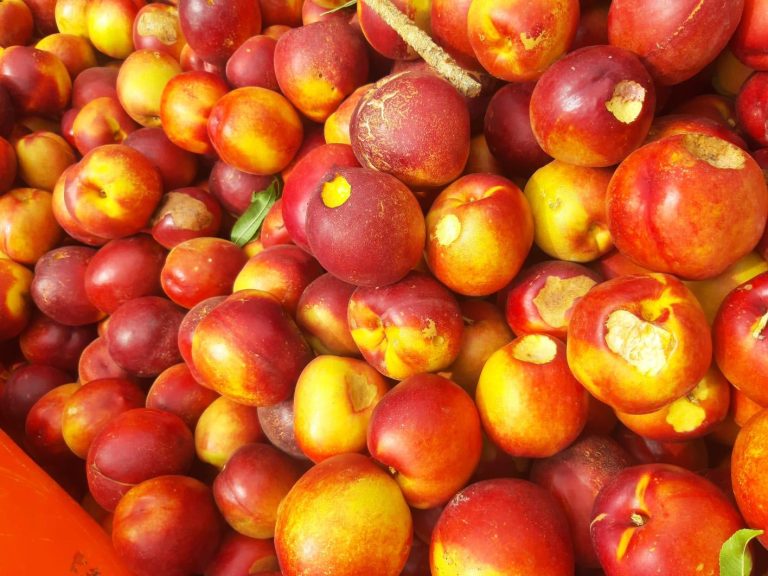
[630,512,646,527]
[362,0,483,98]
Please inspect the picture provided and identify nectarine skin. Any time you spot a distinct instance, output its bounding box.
[190,290,313,406]
[608,0,745,85]
[733,409,768,548]
[530,435,633,568]
[274,453,412,576]
[63,144,164,241]
[348,272,463,380]
[467,0,579,82]
[368,373,483,509]
[430,478,574,575]
[607,134,768,280]
[476,334,589,458]
[86,408,195,511]
[592,463,745,575]
[305,167,425,288]
[274,19,369,122]
[112,474,224,576]
[350,70,470,188]
[425,173,534,297]
[207,87,304,176]
[530,45,656,168]
[713,271,768,407]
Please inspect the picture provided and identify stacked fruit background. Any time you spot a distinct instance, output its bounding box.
[1,0,768,574]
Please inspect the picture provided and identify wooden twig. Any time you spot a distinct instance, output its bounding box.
[362,0,483,98]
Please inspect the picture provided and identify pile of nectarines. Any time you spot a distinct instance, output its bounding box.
[1,0,768,575]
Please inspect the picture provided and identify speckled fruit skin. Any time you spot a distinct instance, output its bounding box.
[466,0,579,83]
[430,478,575,576]
[161,237,247,310]
[190,290,314,407]
[476,334,589,458]
[713,271,768,407]
[116,48,182,128]
[0,188,62,266]
[350,70,470,188]
[31,245,105,327]
[566,273,712,415]
[273,19,369,123]
[441,299,514,395]
[530,45,656,168]
[367,373,483,509]
[607,0,745,85]
[274,453,413,576]
[194,396,264,469]
[347,271,463,381]
[733,410,768,548]
[607,134,768,280]
[430,0,477,69]
[72,96,139,155]
[105,296,185,377]
[305,167,425,288]
[592,464,745,576]
[425,173,534,297]
[61,377,146,459]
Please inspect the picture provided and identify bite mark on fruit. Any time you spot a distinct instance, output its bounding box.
[519,29,546,51]
[151,192,212,230]
[665,391,707,433]
[604,310,676,376]
[682,133,745,170]
[433,214,461,247]
[421,318,437,339]
[588,222,612,254]
[512,334,557,364]
[136,10,178,45]
[345,371,378,412]
[532,275,597,328]
[604,80,646,124]
[321,175,351,208]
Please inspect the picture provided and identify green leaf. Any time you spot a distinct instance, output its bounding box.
[321,0,356,15]
[720,528,763,576]
[229,177,281,247]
